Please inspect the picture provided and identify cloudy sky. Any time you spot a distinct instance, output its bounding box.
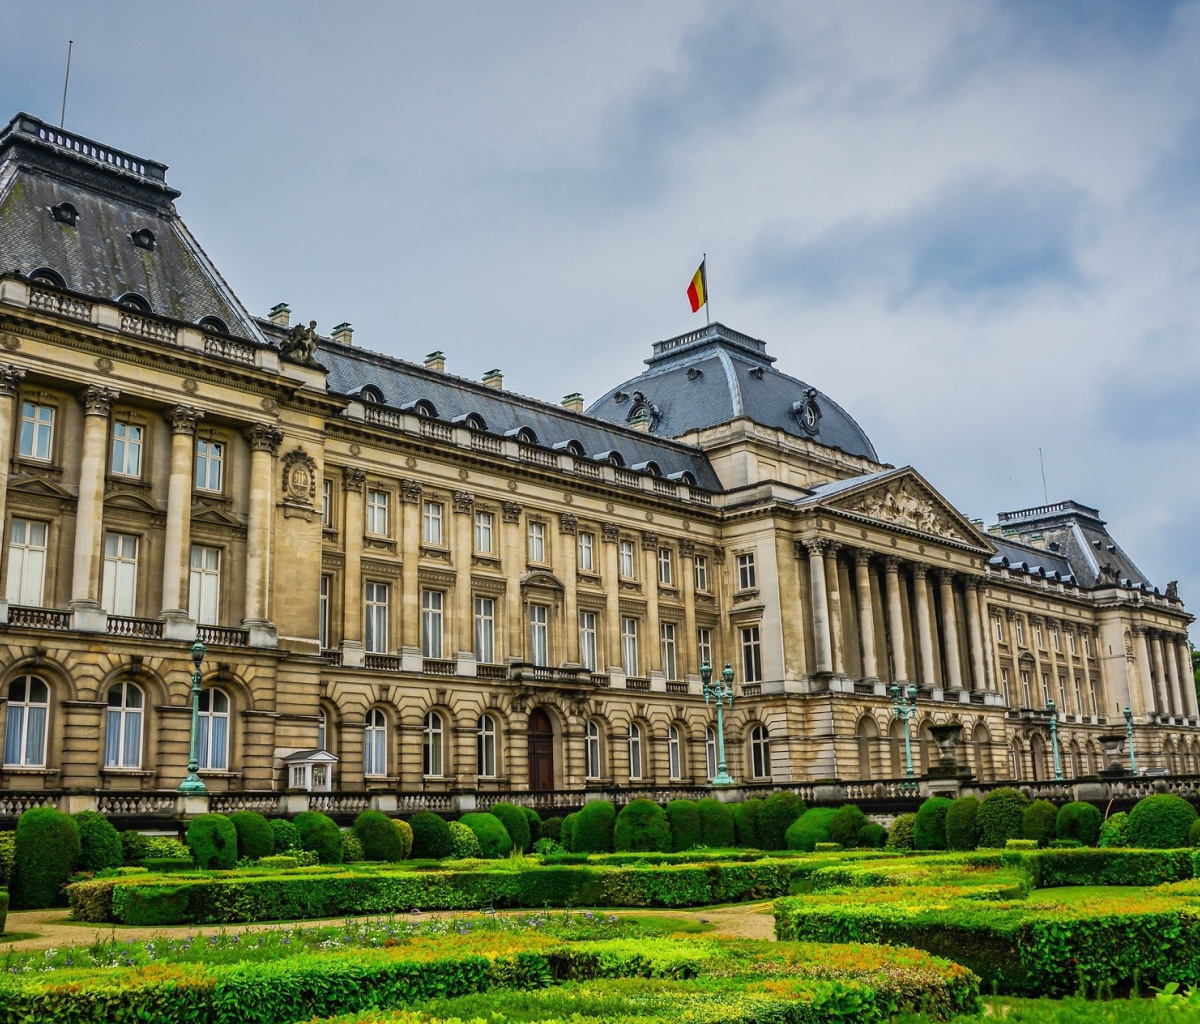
[5,2,1200,616]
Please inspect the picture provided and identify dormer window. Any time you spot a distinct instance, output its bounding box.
[632,460,662,477]
[792,389,822,436]
[50,202,78,226]
[357,385,384,404]
[593,450,624,467]
[505,426,538,445]
[401,399,437,418]
[198,316,229,335]
[453,412,488,432]
[553,439,585,457]
[28,268,65,289]
[118,293,152,314]
[130,228,156,251]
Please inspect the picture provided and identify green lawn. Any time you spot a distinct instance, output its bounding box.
[1023,886,1148,905]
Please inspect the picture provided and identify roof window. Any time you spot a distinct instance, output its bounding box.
[130,228,156,251]
[118,293,152,313]
[28,267,65,289]
[452,412,489,432]
[553,439,585,457]
[50,202,78,226]
[504,426,538,445]
[401,399,437,418]
[356,385,384,404]
[198,316,229,335]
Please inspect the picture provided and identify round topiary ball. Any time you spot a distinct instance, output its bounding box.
[523,807,543,845]
[292,811,344,864]
[976,787,1030,848]
[914,797,953,850]
[696,798,736,848]
[1021,799,1059,848]
[758,792,806,850]
[1055,801,1102,847]
[341,831,364,863]
[1127,794,1199,848]
[666,800,702,851]
[353,810,405,861]
[490,802,532,853]
[560,813,578,852]
[732,799,763,849]
[827,805,868,849]
[1099,811,1130,848]
[269,818,302,853]
[459,812,513,859]
[885,812,917,851]
[409,811,455,859]
[1188,817,1200,847]
[449,820,482,859]
[228,811,275,862]
[945,797,980,851]
[785,807,837,851]
[613,799,672,852]
[392,819,414,859]
[541,817,563,842]
[858,821,888,848]
[571,801,616,854]
[186,813,239,870]
[72,811,123,872]
[13,807,80,909]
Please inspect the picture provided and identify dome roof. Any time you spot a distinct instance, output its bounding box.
[586,323,879,461]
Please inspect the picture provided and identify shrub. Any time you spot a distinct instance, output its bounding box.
[758,792,806,850]
[341,832,364,863]
[828,805,868,849]
[392,819,414,859]
[814,842,842,852]
[666,800,701,851]
[292,811,344,865]
[459,813,513,859]
[228,811,275,862]
[523,807,543,845]
[448,821,481,859]
[1099,812,1130,848]
[490,803,532,853]
[858,822,888,848]
[914,797,953,850]
[140,858,195,873]
[72,811,123,873]
[258,855,299,870]
[409,811,454,860]
[541,817,563,842]
[560,813,578,852]
[353,810,404,862]
[571,801,616,854]
[0,831,13,886]
[120,830,149,866]
[1022,800,1059,848]
[977,787,1029,848]
[269,818,302,853]
[786,807,838,851]
[13,807,80,908]
[696,798,736,848]
[1128,794,1199,849]
[732,798,762,848]
[186,814,238,870]
[144,835,191,859]
[613,799,672,852]
[1056,801,1102,847]
[944,797,980,851]
[885,813,917,850]
[1006,838,1038,850]
[1190,818,1200,847]
[533,837,563,856]
[116,866,148,876]
[1049,838,1083,849]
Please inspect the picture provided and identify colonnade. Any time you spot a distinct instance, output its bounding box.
[1134,626,1197,721]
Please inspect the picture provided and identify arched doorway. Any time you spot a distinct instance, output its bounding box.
[1029,733,1045,781]
[856,716,878,780]
[528,707,554,791]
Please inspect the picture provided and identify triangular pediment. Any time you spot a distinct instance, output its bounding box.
[9,474,75,501]
[191,502,244,528]
[520,570,565,591]
[104,488,162,514]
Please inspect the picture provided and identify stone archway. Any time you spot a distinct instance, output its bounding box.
[528,707,555,791]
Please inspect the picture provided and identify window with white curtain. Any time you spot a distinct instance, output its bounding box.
[197,687,230,771]
[188,545,221,624]
[667,724,682,780]
[693,554,709,592]
[657,547,674,586]
[194,438,224,491]
[421,589,444,658]
[749,725,771,778]
[477,714,497,778]
[317,708,327,752]
[577,531,595,572]
[579,611,597,672]
[422,500,443,545]
[618,540,636,578]
[697,627,713,671]
[18,402,54,461]
[474,596,495,663]
[364,708,387,777]
[366,489,389,535]
[365,581,390,654]
[660,623,678,680]
[3,676,49,767]
[585,720,602,779]
[423,710,445,777]
[705,727,717,780]
[527,521,546,563]
[474,511,494,553]
[104,680,143,769]
[627,722,643,780]
[110,421,143,477]
[529,603,549,665]
[6,518,47,606]
[102,532,139,616]
[621,617,639,676]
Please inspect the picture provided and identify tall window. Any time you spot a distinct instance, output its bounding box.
[421,589,444,658]
[1051,626,1060,651]
[1020,670,1032,706]
[749,725,771,778]
[667,724,682,780]
[364,708,387,776]
[660,622,678,680]
[697,627,713,670]
[423,711,444,776]
[194,439,223,492]
[188,545,221,624]
[1057,675,1068,710]
[579,611,598,672]
[585,720,601,779]
[6,518,47,605]
[1034,621,1045,649]
[621,616,639,676]
[1073,674,1084,715]
[110,421,142,477]
[705,727,717,780]
[3,676,48,767]
[658,547,674,586]
[366,489,389,535]
[1040,672,1051,706]
[197,688,229,771]
[18,402,54,461]
[1082,632,1092,658]
[474,596,495,663]
[1068,630,1077,655]
[618,539,636,578]
[477,714,497,778]
[577,531,595,572]
[740,625,763,683]
[104,681,143,769]
[527,521,546,563]
[694,554,709,593]
[365,581,389,654]
[737,552,757,591]
[318,574,331,649]
[102,532,139,616]
[993,615,1004,643]
[1089,680,1099,717]
[529,603,549,665]
[1014,618,1025,646]
[1000,667,1011,705]
[317,709,327,751]
[422,500,443,544]
[474,511,494,553]
[627,722,643,780]
[321,479,332,527]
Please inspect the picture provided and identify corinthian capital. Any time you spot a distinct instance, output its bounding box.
[0,364,26,396]
[244,423,284,453]
[164,405,204,435]
[802,538,827,557]
[911,563,929,582]
[342,466,366,493]
[79,384,120,417]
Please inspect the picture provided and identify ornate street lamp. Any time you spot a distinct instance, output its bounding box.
[701,661,735,786]
[890,682,918,779]
[178,636,208,794]
[1124,706,1138,776]
[1046,699,1063,781]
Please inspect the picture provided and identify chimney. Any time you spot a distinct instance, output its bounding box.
[561,392,584,414]
[482,368,503,389]
[629,408,652,432]
[331,322,353,346]
[424,351,446,373]
[268,302,291,327]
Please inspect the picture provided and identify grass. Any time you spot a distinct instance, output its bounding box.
[1024,886,1148,906]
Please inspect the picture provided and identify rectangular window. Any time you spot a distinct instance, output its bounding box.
[579,611,597,671]
[658,547,674,586]
[619,539,636,579]
[737,552,757,591]
[993,615,1004,643]
[365,581,390,654]
[474,596,495,663]
[1089,682,1099,717]
[1040,672,1051,705]
[321,479,332,527]
[740,625,763,682]
[577,531,594,572]
[697,627,713,670]
[1073,674,1083,714]
[621,616,639,676]
[527,521,546,563]
[110,421,143,477]
[529,603,549,665]
[1020,670,1032,707]
[660,622,678,680]
[194,439,223,492]
[101,531,139,616]
[18,402,53,461]
[421,589,443,658]
[1015,618,1025,646]
[422,500,443,545]
[366,489,389,536]
[318,574,331,649]
[1082,632,1092,658]
[188,545,221,624]
[1057,674,1068,709]
[694,554,709,593]
[6,518,47,606]
[1034,622,1045,649]
[473,511,494,553]
[1068,630,1077,655]
[1000,667,1011,705]
[1051,626,1060,651]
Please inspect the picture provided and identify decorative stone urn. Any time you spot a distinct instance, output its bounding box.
[929,721,963,770]
[1098,733,1127,776]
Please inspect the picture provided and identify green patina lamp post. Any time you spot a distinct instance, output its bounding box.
[1046,699,1063,781]
[178,636,208,794]
[891,682,917,779]
[701,661,735,786]
[1124,706,1138,776]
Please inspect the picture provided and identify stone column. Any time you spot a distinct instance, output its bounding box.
[0,365,26,536]
[642,531,661,678]
[938,570,964,691]
[854,550,878,680]
[340,468,365,650]
[912,564,936,688]
[70,385,120,615]
[242,424,283,627]
[503,502,524,659]
[161,406,203,619]
[400,480,423,649]
[1080,627,1097,716]
[560,514,579,663]
[453,491,475,654]
[804,539,833,675]
[824,543,845,676]
[602,524,621,672]
[680,541,698,678]
[884,556,908,682]
[1174,636,1199,720]
[1160,631,1183,718]
[1149,629,1171,715]
[1132,626,1157,715]
[963,579,987,692]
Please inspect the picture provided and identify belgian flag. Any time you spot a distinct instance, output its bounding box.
[687,258,707,313]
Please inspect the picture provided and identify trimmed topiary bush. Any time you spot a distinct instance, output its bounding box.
[292,811,344,865]
[613,799,672,852]
[458,812,513,859]
[542,817,563,842]
[785,807,838,852]
[858,821,887,848]
[1127,793,1199,848]
[392,819,414,859]
[885,812,916,851]
[269,818,302,853]
[977,787,1030,848]
[144,836,190,859]
[571,801,616,854]
[914,797,953,850]
[945,797,980,851]
[490,802,532,853]
[732,798,762,848]
[448,820,481,859]
[120,830,149,866]
[341,832,363,863]
[828,805,868,849]
[1005,838,1038,850]
[409,811,454,860]
[257,855,299,870]
[1056,801,1102,847]
[696,798,736,848]
[1022,799,1059,848]
[72,811,123,873]
[353,810,404,862]
[186,814,238,870]
[228,811,274,862]
[12,807,79,908]
[666,800,701,851]
[523,807,542,845]
[1099,811,1130,848]
[560,813,578,852]
[758,792,806,850]
[0,831,14,886]
[1189,818,1200,847]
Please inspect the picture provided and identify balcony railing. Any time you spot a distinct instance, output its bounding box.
[741,683,762,698]
[625,676,650,691]
[508,662,591,684]
[203,334,256,365]
[364,653,404,672]
[107,615,165,639]
[423,658,457,676]
[121,311,178,345]
[8,605,71,630]
[198,624,250,647]
[28,286,92,321]
[98,792,179,816]
[665,680,688,695]
[477,663,507,681]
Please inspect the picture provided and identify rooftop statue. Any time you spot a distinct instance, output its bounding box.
[281,320,321,367]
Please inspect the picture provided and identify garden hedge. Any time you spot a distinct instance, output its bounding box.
[293,811,344,865]
[945,797,979,851]
[1099,811,1129,848]
[570,801,616,854]
[458,813,513,859]
[541,817,563,842]
[696,798,735,848]
[731,798,762,848]
[785,807,837,852]
[187,814,239,870]
[342,833,364,863]
[0,886,6,935]
[269,818,302,853]
[559,813,577,852]
[120,830,149,866]
[72,811,123,873]
[1021,800,1058,848]
[1127,793,1198,849]
[228,811,275,862]
[884,813,916,851]
[392,820,414,859]
[523,807,542,845]
[613,799,672,852]
[1190,818,1200,847]
[976,787,1029,848]
[490,803,532,853]
[0,832,12,886]
[757,792,805,850]
[1055,801,1102,847]
[13,807,80,909]
[827,805,867,849]
[448,821,481,859]
[409,812,454,860]
[857,822,887,849]
[914,797,952,850]
[354,811,405,862]
[666,800,701,851]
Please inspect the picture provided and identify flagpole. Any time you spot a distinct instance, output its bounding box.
[704,253,710,326]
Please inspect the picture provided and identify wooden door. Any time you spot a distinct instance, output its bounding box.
[528,708,554,791]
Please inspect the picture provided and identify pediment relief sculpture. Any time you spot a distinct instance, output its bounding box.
[834,480,965,542]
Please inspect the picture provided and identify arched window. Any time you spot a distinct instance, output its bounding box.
[627,722,643,780]
[749,725,771,779]
[117,292,151,313]
[423,711,445,777]
[105,681,143,769]
[585,720,602,779]
[197,687,229,771]
[198,316,229,335]
[29,268,66,289]
[3,676,49,767]
[477,714,497,778]
[317,709,327,752]
[667,724,682,781]
[1010,741,1023,780]
[973,724,993,783]
[855,717,878,781]
[364,708,387,777]
[705,727,717,780]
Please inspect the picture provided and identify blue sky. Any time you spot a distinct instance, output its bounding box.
[4,1,1200,620]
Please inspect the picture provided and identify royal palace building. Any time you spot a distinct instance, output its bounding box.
[0,112,1195,815]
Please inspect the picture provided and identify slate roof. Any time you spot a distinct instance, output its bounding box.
[987,535,1078,583]
[586,323,879,462]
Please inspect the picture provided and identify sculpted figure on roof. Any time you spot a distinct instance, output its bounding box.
[281,319,321,367]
